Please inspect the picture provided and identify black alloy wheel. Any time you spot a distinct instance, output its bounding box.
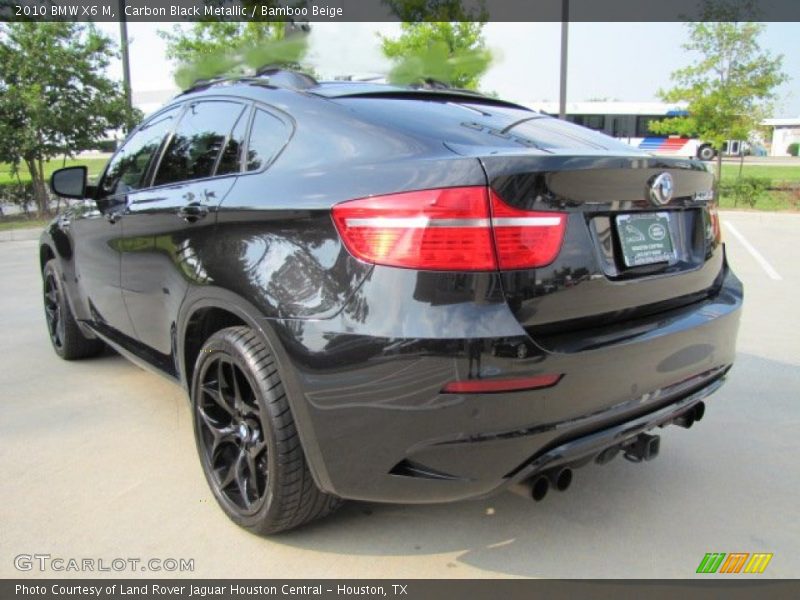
[195,354,270,514]
[191,327,341,534]
[42,260,104,360]
[44,269,65,351]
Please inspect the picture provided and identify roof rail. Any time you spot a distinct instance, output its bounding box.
[253,66,318,90]
[181,68,318,95]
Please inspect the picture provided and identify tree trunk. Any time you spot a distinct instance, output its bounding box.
[738,148,745,178]
[25,158,49,218]
[715,150,723,194]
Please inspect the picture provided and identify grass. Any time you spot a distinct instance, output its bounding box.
[718,163,800,211]
[718,191,799,211]
[0,216,49,232]
[0,157,108,186]
[720,164,800,183]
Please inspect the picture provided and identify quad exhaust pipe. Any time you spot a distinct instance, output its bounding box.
[672,401,706,429]
[510,402,707,501]
[512,467,573,502]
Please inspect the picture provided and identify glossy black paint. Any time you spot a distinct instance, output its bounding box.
[41,80,742,504]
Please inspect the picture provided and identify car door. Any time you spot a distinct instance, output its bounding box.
[120,99,249,362]
[70,106,180,343]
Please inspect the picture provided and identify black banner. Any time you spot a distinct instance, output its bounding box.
[2,0,800,23]
[4,580,800,600]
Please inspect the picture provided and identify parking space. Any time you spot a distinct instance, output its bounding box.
[0,211,798,579]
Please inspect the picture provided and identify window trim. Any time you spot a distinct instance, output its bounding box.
[96,102,185,200]
[98,94,295,199]
[211,103,251,177]
[147,98,248,189]
[239,101,295,177]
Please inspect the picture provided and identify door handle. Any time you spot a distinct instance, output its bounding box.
[177,203,209,223]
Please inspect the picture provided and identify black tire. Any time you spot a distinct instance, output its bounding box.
[191,326,341,534]
[697,144,716,161]
[42,259,104,360]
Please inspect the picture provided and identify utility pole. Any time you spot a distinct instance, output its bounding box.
[559,0,569,120]
[119,0,132,130]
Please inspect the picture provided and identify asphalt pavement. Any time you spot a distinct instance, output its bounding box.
[0,210,797,579]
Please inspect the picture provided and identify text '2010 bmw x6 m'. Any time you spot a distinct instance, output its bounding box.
[41,70,742,534]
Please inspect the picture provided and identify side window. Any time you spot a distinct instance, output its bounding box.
[246,108,289,171]
[154,101,246,187]
[99,107,180,197]
[216,107,250,176]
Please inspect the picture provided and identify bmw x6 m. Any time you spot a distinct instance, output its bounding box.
[41,70,742,534]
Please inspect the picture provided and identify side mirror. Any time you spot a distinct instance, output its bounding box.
[50,166,87,199]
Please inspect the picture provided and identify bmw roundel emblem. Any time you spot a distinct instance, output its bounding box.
[649,172,674,206]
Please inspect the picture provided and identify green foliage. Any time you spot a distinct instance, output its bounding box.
[379,22,492,90]
[0,181,35,210]
[383,0,488,21]
[650,1,787,180]
[718,176,770,208]
[0,23,133,214]
[788,143,799,157]
[159,22,312,89]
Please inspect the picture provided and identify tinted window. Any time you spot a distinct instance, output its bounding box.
[154,101,245,186]
[216,106,250,176]
[100,107,179,197]
[507,117,637,152]
[246,109,288,171]
[571,114,605,131]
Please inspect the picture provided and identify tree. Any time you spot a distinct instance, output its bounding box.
[651,1,787,183]
[379,2,492,90]
[379,22,493,90]
[0,22,136,215]
[159,21,311,89]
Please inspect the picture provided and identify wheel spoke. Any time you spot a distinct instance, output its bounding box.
[217,360,239,413]
[197,406,236,454]
[217,453,240,489]
[249,440,267,459]
[56,306,65,344]
[244,451,259,499]
[201,383,235,417]
[231,364,243,408]
[234,450,252,507]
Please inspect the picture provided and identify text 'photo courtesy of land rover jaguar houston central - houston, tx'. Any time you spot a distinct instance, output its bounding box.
[40,70,742,534]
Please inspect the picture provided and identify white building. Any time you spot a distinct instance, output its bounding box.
[763,118,800,157]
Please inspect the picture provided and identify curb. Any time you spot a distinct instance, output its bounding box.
[0,227,43,242]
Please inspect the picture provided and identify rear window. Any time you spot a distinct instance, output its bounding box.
[506,117,638,152]
[337,97,635,153]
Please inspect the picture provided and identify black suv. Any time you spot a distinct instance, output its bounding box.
[41,71,742,534]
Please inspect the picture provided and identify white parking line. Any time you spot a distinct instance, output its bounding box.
[723,221,783,281]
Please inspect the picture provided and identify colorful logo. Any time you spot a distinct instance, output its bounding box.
[696,552,773,574]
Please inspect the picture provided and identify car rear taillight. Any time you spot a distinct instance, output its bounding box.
[708,206,722,244]
[332,187,566,271]
[489,190,567,270]
[331,187,495,271]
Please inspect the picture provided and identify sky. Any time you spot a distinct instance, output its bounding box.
[94,21,800,117]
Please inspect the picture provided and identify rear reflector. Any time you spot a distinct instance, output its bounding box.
[442,373,562,394]
[332,187,567,271]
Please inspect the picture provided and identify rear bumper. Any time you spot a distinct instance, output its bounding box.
[263,258,743,503]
